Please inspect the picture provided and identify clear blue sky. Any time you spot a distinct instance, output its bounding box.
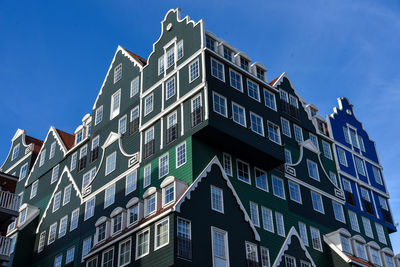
[1,0,400,252]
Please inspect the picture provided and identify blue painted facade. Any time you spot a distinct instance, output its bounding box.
[328,97,396,233]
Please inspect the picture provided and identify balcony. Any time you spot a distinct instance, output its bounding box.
[0,191,19,215]
[0,236,12,262]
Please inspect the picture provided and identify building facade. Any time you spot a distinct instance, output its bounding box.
[0,8,398,267]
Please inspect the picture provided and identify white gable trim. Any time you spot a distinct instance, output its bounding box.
[102,132,120,149]
[173,156,260,241]
[1,129,32,171]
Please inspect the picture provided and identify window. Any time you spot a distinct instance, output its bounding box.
[384,254,395,267]
[166,77,176,100]
[102,248,114,267]
[158,56,165,75]
[82,237,92,258]
[143,164,151,188]
[267,121,281,144]
[112,213,123,235]
[229,69,243,92]
[155,218,169,250]
[249,202,260,227]
[342,179,352,192]
[166,47,175,68]
[105,152,116,175]
[245,242,258,263]
[191,94,202,127]
[158,155,170,180]
[211,58,225,82]
[343,127,350,143]
[206,35,216,51]
[82,167,96,189]
[114,63,122,83]
[322,141,332,159]
[255,168,268,191]
[355,241,367,260]
[118,115,127,134]
[104,184,115,208]
[379,196,389,210]
[260,247,270,267]
[337,147,348,166]
[332,201,345,223]
[223,46,233,61]
[261,207,274,232]
[128,205,139,226]
[293,125,303,142]
[166,111,177,143]
[51,165,59,184]
[272,176,285,199]
[374,223,386,245]
[370,247,381,266]
[211,186,224,213]
[71,152,77,171]
[289,95,299,108]
[311,191,324,214]
[145,194,156,216]
[284,149,292,164]
[360,187,370,202]
[362,217,373,238]
[136,229,150,259]
[280,90,289,102]
[110,90,121,119]
[358,135,365,152]
[53,191,61,212]
[144,93,154,116]
[307,160,319,181]
[237,159,250,184]
[30,180,38,199]
[340,235,351,254]
[213,92,227,117]
[76,130,84,144]
[177,218,192,259]
[281,118,291,137]
[256,66,265,81]
[177,40,184,59]
[49,142,56,159]
[69,208,79,232]
[328,172,337,186]
[58,215,68,238]
[85,197,95,220]
[98,223,106,242]
[38,231,46,252]
[176,142,187,168]
[164,183,175,206]
[250,112,264,136]
[298,222,309,246]
[212,227,229,267]
[275,212,285,237]
[19,163,28,180]
[232,102,246,127]
[130,77,139,97]
[130,106,140,135]
[66,247,75,264]
[189,59,199,82]
[125,171,137,194]
[372,166,383,185]
[310,227,322,251]
[264,89,276,111]
[240,57,249,71]
[354,157,366,176]
[288,181,302,204]
[309,133,318,149]
[11,144,20,160]
[39,149,46,167]
[48,223,57,244]
[222,153,232,176]
[54,254,62,267]
[348,210,360,232]
[144,127,154,159]
[349,128,359,148]
[247,79,260,101]
[285,255,296,267]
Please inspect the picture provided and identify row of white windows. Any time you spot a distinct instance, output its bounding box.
[343,125,366,152]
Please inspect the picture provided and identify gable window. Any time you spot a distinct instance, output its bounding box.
[19,163,28,180]
[51,165,59,184]
[237,159,250,184]
[177,40,184,59]
[222,153,232,176]
[293,124,303,142]
[384,254,395,267]
[130,77,139,97]
[372,166,383,185]
[128,205,139,226]
[84,197,95,220]
[110,90,121,119]
[118,115,127,134]
[48,222,57,244]
[125,171,137,195]
[255,168,268,192]
[284,149,292,164]
[289,94,299,108]
[63,184,72,206]
[249,202,260,227]
[261,207,274,233]
[71,152,77,171]
[166,77,176,100]
[104,184,115,208]
[264,89,276,111]
[223,46,233,61]
[337,147,347,166]
[310,227,322,251]
[144,93,154,116]
[53,191,61,212]
[11,144,20,161]
[349,128,359,148]
[39,149,46,167]
[247,79,260,101]
[275,212,285,237]
[91,135,100,162]
[144,127,155,159]
[155,218,169,250]
[49,142,56,159]
[260,247,270,267]
[78,145,88,172]
[213,92,227,117]
[102,248,114,267]
[212,227,229,267]
[143,164,151,188]
[105,151,116,175]
[145,193,156,216]
[189,59,199,82]
[307,160,319,181]
[176,142,187,168]
[322,141,332,159]
[281,118,291,137]
[256,66,265,81]
[229,69,243,92]
[280,90,289,102]
[285,255,296,267]
[19,208,27,224]
[76,130,84,144]
[136,228,149,259]
[158,56,165,75]
[70,208,79,231]
[328,172,337,186]
[82,167,96,189]
[272,176,285,199]
[163,183,175,206]
[166,47,175,68]
[232,102,246,127]
[211,185,224,213]
[82,237,92,259]
[211,58,225,82]
[114,64,122,83]
[332,201,345,223]
[177,218,192,259]
[159,153,169,178]
[206,35,216,51]
[130,106,140,135]
[362,217,373,238]
[267,121,281,144]
[112,212,123,235]
[250,112,264,136]
[311,191,324,214]
[245,242,259,264]
[358,135,365,152]
[38,231,46,252]
[298,222,309,246]
[30,180,39,199]
[58,215,68,238]
[348,210,360,232]
[288,181,302,204]
[354,157,366,176]
[309,133,318,149]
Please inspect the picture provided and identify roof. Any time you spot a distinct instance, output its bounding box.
[55,129,75,150]
[123,48,147,65]
[25,135,43,154]
[269,75,281,86]
[347,255,374,267]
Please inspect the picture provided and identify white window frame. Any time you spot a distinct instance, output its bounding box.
[71,152,77,171]
[288,181,302,204]
[51,164,60,184]
[298,222,309,246]
[189,58,200,83]
[30,180,39,199]
[322,141,332,160]
[143,164,151,188]
[95,105,103,126]
[70,208,80,231]
[255,167,268,192]
[237,159,251,184]
[144,93,154,116]
[293,124,303,142]
[19,163,28,180]
[135,228,150,260]
[263,89,277,111]
[58,215,68,238]
[247,79,260,102]
[212,91,228,118]
[130,76,139,97]
[110,89,121,120]
[52,191,61,212]
[165,76,176,100]
[261,206,274,233]
[332,201,345,223]
[49,142,56,159]
[11,144,20,161]
[211,185,224,214]
[267,121,281,145]
[39,149,46,167]
[250,112,264,136]
[154,217,170,250]
[211,226,230,267]
[310,226,322,251]
[275,212,285,237]
[307,159,320,181]
[48,222,57,245]
[232,102,246,127]
[105,151,116,176]
[249,202,260,227]
[118,115,127,134]
[311,191,324,214]
[159,153,169,178]
[337,147,348,167]
[229,68,243,92]
[176,142,187,168]
[222,153,233,176]
[348,210,360,232]
[210,57,225,82]
[104,184,116,208]
[84,197,95,221]
[272,176,285,200]
[125,170,137,195]
[114,63,122,83]
[281,117,291,137]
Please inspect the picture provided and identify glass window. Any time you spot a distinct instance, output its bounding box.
[268,122,281,144]
[39,149,46,167]
[130,77,139,97]
[189,59,199,82]
[38,231,46,252]
[222,153,232,176]
[126,171,137,195]
[289,95,298,108]
[54,254,62,267]
[166,47,175,68]
[112,213,122,234]
[272,176,285,199]
[158,56,165,75]
[240,57,249,71]
[166,77,176,100]
[143,164,151,188]
[85,197,95,220]
[128,205,139,226]
[164,184,175,206]
[49,142,56,159]
[114,64,122,83]
[354,157,366,176]
[255,168,268,191]
[379,196,388,211]
[48,223,57,244]
[155,218,169,249]
[177,40,184,60]
[159,153,169,178]
[247,79,260,101]
[288,181,302,203]
[310,227,322,251]
[322,141,332,159]
[206,35,215,51]
[250,112,264,136]
[309,133,318,149]
[102,248,114,267]
[66,247,75,264]
[237,160,250,184]
[328,172,337,186]
[260,247,270,267]
[118,115,127,134]
[95,106,103,125]
[51,165,59,184]
[229,69,243,92]
[211,58,225,81]
[343,127,350,143]
[261,207,274,232]
[11,144,20,161]
[311,191,324,213]
[275,212,285,237]
[58,215,68,238]
[372,166,383,185]
[348,210,360,232]
[264,89,276,111]
[213,92,227,117]
[52,191,61,212]
[337,147,348,166]
[98,223,106,242]
[145,194,156,216]
[281,118,291,137]
[144,93,154,116]
[70,208,79,231]
[332,201,345,222]
[136,229,150,259]
[249,202,260,227]
[211,186,224,213]
[362,217,373,238]
[176,142,187,168]
[245,242,258,263]
[355,241,367,259]
[340,235,351,254]
[370,247,381,265]
[119,238,131,265]
[298,222,308,246]
[280,90,289,102]
[284,149,292,164]
[19,163,28,180]
[223,47,232,61]
[104,184,115,208]
[285,255,296,267]
[293,125,303,142]
[30,180,39,199]
[307,160,319,181]
[71,152,77,171]
[212,228,228,266]
[232,102,246,127]
[177,218,192,259]
[111,90,121,119]
[105,152,116,175]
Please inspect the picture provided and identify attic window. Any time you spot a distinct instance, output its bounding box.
[256,67,265,81]
[11,144,20,161]
[223,47,233,62]
[206,35,216,51]
[240,57,249,71]
[114,64,122,83]
[76,130,84,144]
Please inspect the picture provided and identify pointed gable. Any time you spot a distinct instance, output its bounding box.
[55,129,75,150]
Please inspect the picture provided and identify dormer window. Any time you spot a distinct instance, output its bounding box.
[223,47,233,62]
[240,57,249,71]
[164,184,175,206]
[206,35,216,51]
[340,235,352,254]
[98,223,106,242]
[256,67,265,81]
[76,130,84,144]
[369,246,381,265]
[145,194,156,217]
[95,216,110,245]
[166,47,175,68]
[111,212,123,235]
[39,149,46,167]
[126,197,142,227]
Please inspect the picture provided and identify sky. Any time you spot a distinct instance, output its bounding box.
[1,0,400,252]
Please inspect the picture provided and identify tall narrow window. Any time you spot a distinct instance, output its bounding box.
[102,248,114,267]
[71,152,77,171]
[38,231,46,252]
[212,227,229,267]
[144,93,154,116]
[30,180,39,199]
[58,215,68,238]
[191,94,202,127]
[307,160,319,181]
[261,207,274,233]
[63,184,72,206]
[39,149,46,167]
[348,210,360,232]
[211,58,225,82]
[104,184,115,208]
[332,201,345,223]
[85,197,95,220]
[51,165,59,184]
[229,69,243,92]
[52,191,61,212]
[309,133,318,149]
[260,247,270,267]
[267,121,281,144]
[130,77,139,97]
[322,141,332,159]
[144,127,155,159]
[311,191,324,214]
[354,157,366,176]
[11,144,20,161]
[118,115,127,134]
[110,90,121,119]
[288,181,302,204]
[255,168,268,191]
[91,135,100,162]
[177,40,184,60]
[249,202,260,227]
[166,47,175,68]
[49,142,56,159]
[19,163,28,180]
[250,112,264,136]
[136,228,150,259]
[337,147,348,166]
[166,77,176,100]
[70,208,79,231]
[143,164,151,188]
[105,152,116,175]
[211,186,224,213]
[114,64,122,83]
[222,153,232,176]
[245,242,259,264]
[159,153,169,178]
[372,166,383,185]
[272,176,285,199]
[155,218,169,249]
[343,127,350,143]
[281,118,291,137]
[237,160,250,184]
[213,92,228,117]
[376,223,387,244]
[82,237,92,258]
[158,56,165,75]
[129,106,140,135]
[293,125,303,142]
[310,227,322,251]
[232,102,246,127]
[362,217,373,238]
[166,111,177,143]
[284,149,292,164]
[275,212,285,237]
[189,59,199,82]
[48,223,57,244]
[298,222,309,246]
[176,142,187,168]
[264,89,276,111]
[177,218,192,260]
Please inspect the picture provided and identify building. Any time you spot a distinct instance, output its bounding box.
[0,8,398,267]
